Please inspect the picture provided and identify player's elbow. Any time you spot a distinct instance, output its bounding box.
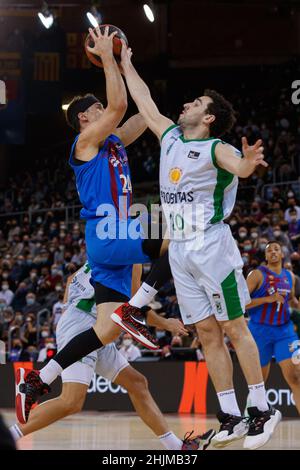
[111,98,127,113]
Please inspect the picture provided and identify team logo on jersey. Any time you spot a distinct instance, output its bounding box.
[187,150,200,160]
[212,294,223,315]
[169,167,182,184]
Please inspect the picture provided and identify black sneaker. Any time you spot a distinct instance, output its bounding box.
[243,406,281,450]
[182,429,216,450]
[211,410,248,448]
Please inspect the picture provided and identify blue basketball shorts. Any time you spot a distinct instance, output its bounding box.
[248,320,299,367]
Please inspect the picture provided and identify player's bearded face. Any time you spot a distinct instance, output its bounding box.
[178,96,212,128]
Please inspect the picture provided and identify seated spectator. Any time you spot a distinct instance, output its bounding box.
[284,198,300,222]
[22,292,41,316]
[0,281,14,306]
[20,313,37,347]
[8,338,23,362]
[119,333,142,361]
[288,208,300,250]
[11,282,28,310]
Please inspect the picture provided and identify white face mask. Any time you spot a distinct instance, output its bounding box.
[123,339,132,347]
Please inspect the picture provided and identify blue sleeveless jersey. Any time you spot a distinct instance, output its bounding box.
[247,266,292,326]
[69,134,132,220]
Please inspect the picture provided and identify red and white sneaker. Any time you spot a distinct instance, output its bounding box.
[15,368,50,424]
[181,429,216,450]
[111,303,159,350]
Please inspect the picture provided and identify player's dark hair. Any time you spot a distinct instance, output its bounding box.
[66,94,100,132]
[204,89,236,137]
[265,240,282,250]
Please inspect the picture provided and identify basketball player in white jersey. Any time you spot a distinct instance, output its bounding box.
[11,262,215,450]
[119,44,281,450]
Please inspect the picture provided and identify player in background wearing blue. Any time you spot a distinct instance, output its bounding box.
[15,28,173,424]
[246,241,300,414]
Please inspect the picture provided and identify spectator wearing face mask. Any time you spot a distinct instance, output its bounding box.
[45,264,63,290]
[288,208,300,250]
[10,311,24,328]
[0,281,14,306]
[249,227,260,248]
[272,224,293,254]
[284,197,300,222]
[241,252,251,276]
[23,268,39,292]
[119,333,142,361]
[237,226,248,244]
[260,218,273,238]
[254,237,269,263]
[241,239,256,258]
[0,269,15,291]
[22,292,41,315]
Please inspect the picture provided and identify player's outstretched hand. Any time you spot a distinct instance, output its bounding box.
[242,136,268,168]
[86,25,117,59]
[120,40,133,74]
[165,318,189,336]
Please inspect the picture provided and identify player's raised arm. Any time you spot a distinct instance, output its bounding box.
[114,113,147,147]
[120,43,173,140]
[215,137,268,178]
[77,26,127,157]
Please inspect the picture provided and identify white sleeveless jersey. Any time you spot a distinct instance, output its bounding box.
[67,262,96,318]
[160,125,241,240]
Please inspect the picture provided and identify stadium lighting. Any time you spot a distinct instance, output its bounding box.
[86,6,102,28]
[38,3,54,29]
[143,3,155,23]
[62,104,69,111]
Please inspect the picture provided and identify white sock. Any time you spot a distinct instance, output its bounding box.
[217,389,241,416]
[39,359,63,385]
[10,423,23,442]
[158,431,182,450]
[248,382,269,412]
[129,282,158,308]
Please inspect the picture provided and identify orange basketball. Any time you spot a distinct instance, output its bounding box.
[85,24,128,68]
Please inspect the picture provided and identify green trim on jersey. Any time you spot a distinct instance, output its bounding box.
[221,270,243,320]
[161,124,177,142]
[179,136,215,143]
[210,140,234,224]
[76,297,96,313]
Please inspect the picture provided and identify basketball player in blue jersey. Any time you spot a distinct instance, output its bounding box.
[246,241,300,414]
[15,28,174,425]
